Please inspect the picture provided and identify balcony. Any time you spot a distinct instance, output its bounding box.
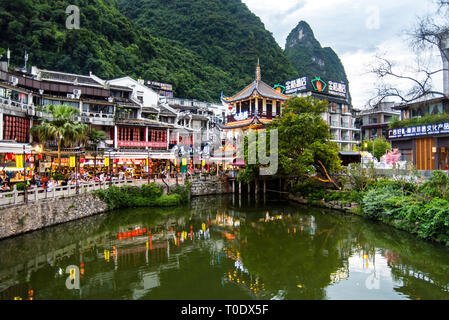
[81,111,115,125]
[0,97,34,115]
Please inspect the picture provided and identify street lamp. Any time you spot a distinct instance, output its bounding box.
[147,149,150,184]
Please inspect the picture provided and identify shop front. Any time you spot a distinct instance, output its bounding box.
[388,123,449,171]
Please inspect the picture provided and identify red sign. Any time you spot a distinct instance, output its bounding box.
[118,141,167,148]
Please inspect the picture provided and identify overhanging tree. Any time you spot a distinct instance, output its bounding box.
[237,97,342,189]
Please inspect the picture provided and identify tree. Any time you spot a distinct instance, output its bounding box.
[237,97,342,189]
[32,105,88,171]
[361,137,391,161]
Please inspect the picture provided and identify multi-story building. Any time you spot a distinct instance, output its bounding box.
[284,76,360,151]
[358,101,401,141]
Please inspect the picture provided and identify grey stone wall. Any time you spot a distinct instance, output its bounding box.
[0,194,108,240]
[189,177,230,196]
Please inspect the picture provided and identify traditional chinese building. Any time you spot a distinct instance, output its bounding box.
[220,61,290,131]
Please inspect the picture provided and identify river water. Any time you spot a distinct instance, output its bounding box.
[0,195,448,300]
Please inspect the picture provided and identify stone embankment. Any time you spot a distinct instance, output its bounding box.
[189,177,228,196]
[0,194,109,240]
[0,177,231,240]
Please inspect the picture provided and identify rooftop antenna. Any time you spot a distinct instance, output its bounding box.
[7,48,10,69]
[256,58,261,83]
[24,50,29,71]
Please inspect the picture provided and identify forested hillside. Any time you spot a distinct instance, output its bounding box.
[116,0,299,95]
[0,0,299,101]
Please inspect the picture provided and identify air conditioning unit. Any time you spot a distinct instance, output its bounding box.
[9,76,18,86]
[108,97,114,103]
[67,94,75,99]
[73,89,82,99]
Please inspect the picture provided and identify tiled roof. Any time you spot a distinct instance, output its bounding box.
[223,80,290,103]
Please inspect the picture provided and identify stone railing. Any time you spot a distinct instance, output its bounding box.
[0,179,148,208]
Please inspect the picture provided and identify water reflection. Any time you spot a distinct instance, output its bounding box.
[0,195,449,300]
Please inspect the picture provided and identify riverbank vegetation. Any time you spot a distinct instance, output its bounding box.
[93,183,190,210]
[292,166,449,246]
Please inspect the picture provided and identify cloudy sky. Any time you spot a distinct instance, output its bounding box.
[242,0,441,109]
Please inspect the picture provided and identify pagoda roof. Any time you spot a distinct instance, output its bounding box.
[223,80,291,103]
[222,61,291,103]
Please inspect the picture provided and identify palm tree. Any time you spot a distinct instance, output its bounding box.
[32,105,88,171]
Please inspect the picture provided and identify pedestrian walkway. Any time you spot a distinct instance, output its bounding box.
[0,177,185,208]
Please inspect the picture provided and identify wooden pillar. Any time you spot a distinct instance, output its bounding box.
[255,179,259,196]
[232,180,235,193]
[239,182,242,194]
[263,179,266,194]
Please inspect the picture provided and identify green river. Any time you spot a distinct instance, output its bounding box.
[0,195,448,300]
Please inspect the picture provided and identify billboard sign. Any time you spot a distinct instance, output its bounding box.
[285,76,347,99]
[388,122,449,139]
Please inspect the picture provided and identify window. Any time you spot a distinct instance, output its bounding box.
[266,100,272,116]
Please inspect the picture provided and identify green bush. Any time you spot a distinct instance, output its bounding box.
[418,198,449,243]
[361,187,402,220]
[419,171,449,200]
[155,194,183,207]
[141,183,163,199]
[170,185,190,204]
[94,183,187,210]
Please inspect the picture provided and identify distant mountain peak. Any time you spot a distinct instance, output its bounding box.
[286,21,318,50]
[284,20,351,102]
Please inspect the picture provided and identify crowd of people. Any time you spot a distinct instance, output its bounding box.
[0,169,140,193]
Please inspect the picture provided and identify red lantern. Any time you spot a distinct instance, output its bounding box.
[80,158,85,164]
[228,106,232,111]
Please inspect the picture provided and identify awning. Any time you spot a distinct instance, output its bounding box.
[339,151,361,156]
[0,142,32,154]
[232,158,246,167]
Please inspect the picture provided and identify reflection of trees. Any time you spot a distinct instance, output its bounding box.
[336,214,449,299]
[238,212,355,299]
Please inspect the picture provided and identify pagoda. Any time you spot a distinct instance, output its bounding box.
[220,60,291,131]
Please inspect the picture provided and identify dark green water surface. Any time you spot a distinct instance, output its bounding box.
[1,195,448,300]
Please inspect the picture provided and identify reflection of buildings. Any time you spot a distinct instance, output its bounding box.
[329,266,349,285]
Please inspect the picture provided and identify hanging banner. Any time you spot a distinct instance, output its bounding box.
[16,154,23,168]
[70,156,76,168]
[104,157,109,167]
[182,158,187,166]
[202,160,206,167]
